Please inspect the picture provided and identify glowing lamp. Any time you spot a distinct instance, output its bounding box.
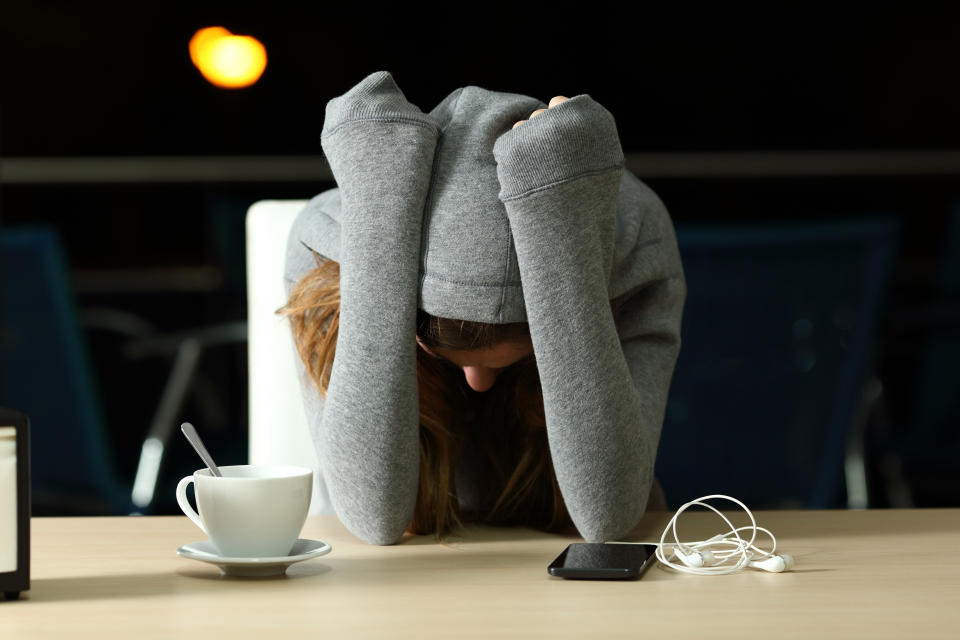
[189,26,267,89]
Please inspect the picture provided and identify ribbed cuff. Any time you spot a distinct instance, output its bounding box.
[492,94,625,201]
[321,70,440,139]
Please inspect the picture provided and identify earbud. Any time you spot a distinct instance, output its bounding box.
[674,547,716,568]
[748,554,795,573]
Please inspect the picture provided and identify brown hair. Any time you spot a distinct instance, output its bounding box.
[280,253,619,543]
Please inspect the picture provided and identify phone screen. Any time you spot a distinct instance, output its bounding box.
[548,543,658,580]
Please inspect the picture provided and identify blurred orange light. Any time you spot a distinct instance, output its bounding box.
[189,27,230,69]
[189,26,267,89]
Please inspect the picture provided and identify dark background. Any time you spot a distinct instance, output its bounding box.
[2,2,959,514]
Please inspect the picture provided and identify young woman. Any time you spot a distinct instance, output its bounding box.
[282,71,686,545]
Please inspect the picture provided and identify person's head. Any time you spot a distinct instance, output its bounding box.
[281,257,574,543]
[415,308,534,393]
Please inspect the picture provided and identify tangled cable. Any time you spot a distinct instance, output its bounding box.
[651,494,795,575]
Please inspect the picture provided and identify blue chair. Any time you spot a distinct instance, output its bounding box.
[0,225,135,515]
[654,215,902,509]
[871,203,960,506]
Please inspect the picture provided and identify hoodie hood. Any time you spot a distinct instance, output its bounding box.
[417,84,545,324]
[299,81,663,324]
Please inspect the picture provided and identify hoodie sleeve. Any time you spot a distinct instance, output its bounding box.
[295,70,439,545]
[492,95,686,542]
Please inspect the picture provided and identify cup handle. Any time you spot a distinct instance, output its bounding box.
[176,476,207,534]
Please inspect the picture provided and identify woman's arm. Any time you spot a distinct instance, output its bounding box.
[492,95,685,542]
[295,70,439,545]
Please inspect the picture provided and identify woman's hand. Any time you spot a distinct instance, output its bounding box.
[493,92,624,202]
[511,95,569,129]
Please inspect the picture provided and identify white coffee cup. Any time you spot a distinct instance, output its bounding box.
[176,464,313,558]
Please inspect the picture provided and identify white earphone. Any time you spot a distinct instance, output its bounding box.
[672,546,715,568]
[672,544,794,573]
[623,494,797,575]
[748,554,795,573]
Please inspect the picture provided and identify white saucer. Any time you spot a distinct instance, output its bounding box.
[176,538,332,577]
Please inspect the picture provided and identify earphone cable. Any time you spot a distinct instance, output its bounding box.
[612,494,791,575]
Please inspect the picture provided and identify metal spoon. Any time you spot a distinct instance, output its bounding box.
[180,422,223,477]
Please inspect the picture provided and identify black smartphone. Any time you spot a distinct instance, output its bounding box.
[547,543,658,580]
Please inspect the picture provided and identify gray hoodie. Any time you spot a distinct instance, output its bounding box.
[285,70,686,544]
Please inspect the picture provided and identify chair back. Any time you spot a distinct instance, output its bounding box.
[889,203,960,476]
[0,225,133,514]
[246,200,332,515]
[655,216,902,508]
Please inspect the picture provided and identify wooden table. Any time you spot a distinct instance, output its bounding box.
[1,509,958,638]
